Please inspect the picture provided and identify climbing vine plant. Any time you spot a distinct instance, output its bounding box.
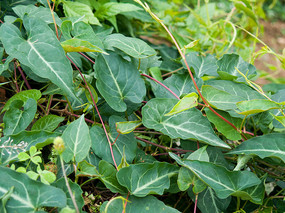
[0,0,284,212]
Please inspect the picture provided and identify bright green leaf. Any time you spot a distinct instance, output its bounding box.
[237,99,281,115]
[116,120,142,134]
[61,38,106,53]
[205,108,242,140]
[165,93,198,116]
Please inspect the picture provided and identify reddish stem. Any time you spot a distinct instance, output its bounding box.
[136,136,193,153]
[122,192,130,213]
[50,109,95,124]
[78,52,95,64]
[141,74,180,100]
[66,55,118,170]
[194,194,198,213]
[16,62,32,90]
[14,63,19,93]
[111,133,121,146]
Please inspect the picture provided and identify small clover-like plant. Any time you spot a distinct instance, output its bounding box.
[16,146,56,184]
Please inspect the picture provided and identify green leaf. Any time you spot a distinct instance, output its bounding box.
[149,67,163,82]
[116,120,142,134]
[150,73,203,99]
[142,98,230,149]
[52,178,84,211]
[170,153,261,199]
[84,81,98,105]
[61,21,104,49]
[0,17,77,100]
[188,187,231,213]
[241,175,266,204]
[100,195,180,213]
[94,52,146,112]
[90,116,137,166]
[95,2,142,19]
[202,80,264,116]
[77,160,100,177]
[0,131,57,166]
[18,152,30,162]
[178,167,206,193]
[0,166,66,211]
[117,162,179,197]
[62,115,91,163]
[184,52,219,77]
[104,33,156,59]
[3,99,37,136]
[236,99,281,115]
[234,2,258,24]
[271,89,285,128]
[205,108,242,140]
[38,170,56,184]
[165,93,198,116]
[31,115,64,132]
[12,4,62,25]
[227,133,285,163]
[63,1,100,25]
[61,38,106,53]
[217,54,257,82]
[1,89,41,112]
[177,147,208,192]
[0,186,14,213]
[99,160,127,194]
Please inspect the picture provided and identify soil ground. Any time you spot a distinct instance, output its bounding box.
[255,20,285,84]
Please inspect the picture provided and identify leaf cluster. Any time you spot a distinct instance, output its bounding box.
[0,0,284,212]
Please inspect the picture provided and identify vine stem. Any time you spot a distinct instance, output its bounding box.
[47,0,59,39]
[141,74,180,100]
[15,61,32,90]
[60,156,80,213]
[66,55,118,170]
[122,192,130,213]
[13,62,19,93]
[78,52,95,64]
[135,1,247,140]
[50,108,96,124]
[136,136,193,153]
[194,194,198,213]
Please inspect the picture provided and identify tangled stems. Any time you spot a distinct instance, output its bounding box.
[66,55,118,170]
[135,0,247,140]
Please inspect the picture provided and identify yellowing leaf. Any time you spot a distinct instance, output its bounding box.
[116,120,142,134]
[61,38,106,53]
[165,92,198,116]
[237,99,281,115]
